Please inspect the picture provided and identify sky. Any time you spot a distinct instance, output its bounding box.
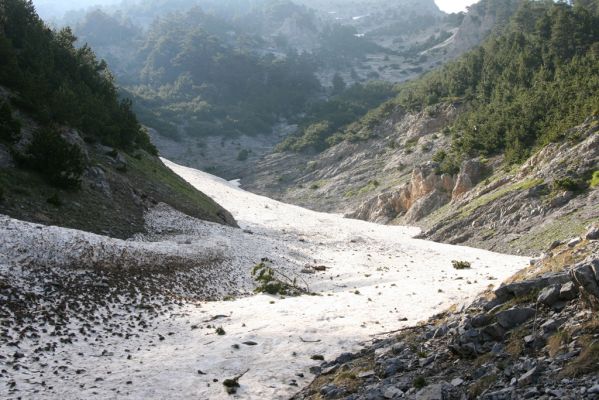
[435,0,479,13]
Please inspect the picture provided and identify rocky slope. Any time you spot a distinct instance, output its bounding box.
[293,229,599,400]
[242,103,459,214]
[243,108,599,256]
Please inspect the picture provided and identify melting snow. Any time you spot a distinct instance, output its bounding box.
[0,158,528,399]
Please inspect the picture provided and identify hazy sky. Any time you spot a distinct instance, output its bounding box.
[435,0,479,13]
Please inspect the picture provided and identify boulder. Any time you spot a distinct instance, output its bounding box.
[494,272,570,302]
[585,224,599,240]
[569,259,599,300]
[537,284,561,307]
[517,366,538,386]
[559,281,578,300]
[495,308,536,330]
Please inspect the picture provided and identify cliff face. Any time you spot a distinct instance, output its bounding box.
[348,159,485,224]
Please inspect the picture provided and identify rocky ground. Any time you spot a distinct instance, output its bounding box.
[293,228,599,399]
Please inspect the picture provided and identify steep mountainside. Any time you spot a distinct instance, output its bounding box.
[243,0,599,255]
[0,0,236,237]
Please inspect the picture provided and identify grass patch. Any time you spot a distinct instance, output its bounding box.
[413,375,427,389]
[506,327,528,358]
[547,330,569,357]
[459,178,544,219]
[510,211,594,253]
[126,152,226,223]
[468,374,497,398]
[589,171,599,188]
[559,336,599,378]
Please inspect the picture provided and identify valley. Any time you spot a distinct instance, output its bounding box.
[0,159,527,399]
[1,0,598,399]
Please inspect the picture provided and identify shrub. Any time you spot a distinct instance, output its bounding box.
[552,177,588,193]
[237,149,249,162]
[452,260,472,270]
[25,129,85,189]
[251,260,308,296]
[413,376,427,389]
[46,193,62,207]
[0,100,21,143]
[589,171,599,188]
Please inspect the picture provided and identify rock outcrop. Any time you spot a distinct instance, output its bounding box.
[348,159,484,224]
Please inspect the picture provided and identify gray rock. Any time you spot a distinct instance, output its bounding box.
[586,225,599,240]
[550,191,574,208]
[471,313,493,328]
[518,366,538,386]
[548,240,563,250]
[589,384,599,394]
[538,284,561,306]
[414,382,447,400]
[334,352,353,365]
[523,387,540,399]
[482,387,513,400]
[452,159,485,199]
[383,387,403,399]
[358,370,375,379]
[540,319,560,334]
[483,323,506,341]
[567,237,581,248]
[496,308,536,330]
[450,377,464,386]
[405,189,450,223]
[569,259,599,300]
[559,281,578,300]
[494,273,570,302]
[320,384,344,399]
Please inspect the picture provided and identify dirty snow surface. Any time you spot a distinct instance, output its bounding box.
[0,159,528,400]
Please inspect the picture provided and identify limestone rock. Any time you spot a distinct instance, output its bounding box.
[452,159,485,199]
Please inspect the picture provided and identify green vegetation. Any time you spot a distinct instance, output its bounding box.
[0,100,20,142]
[251,260,308,296]
[237,149,249,162]
[413,376,427,389]
[108,7,321,140]
[21,129,85,189]
[297,0,599,164]
[590,171,599,188]
[277,81,397,152]
[0,0,155,154]
[397,0,599,163]
[452,260,472,270]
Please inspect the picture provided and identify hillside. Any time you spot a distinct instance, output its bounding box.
[0,0,236,237]
[242,0,599,255]
[68,0,496,179]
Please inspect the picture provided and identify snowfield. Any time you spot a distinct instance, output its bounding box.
[0,159,528,400]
